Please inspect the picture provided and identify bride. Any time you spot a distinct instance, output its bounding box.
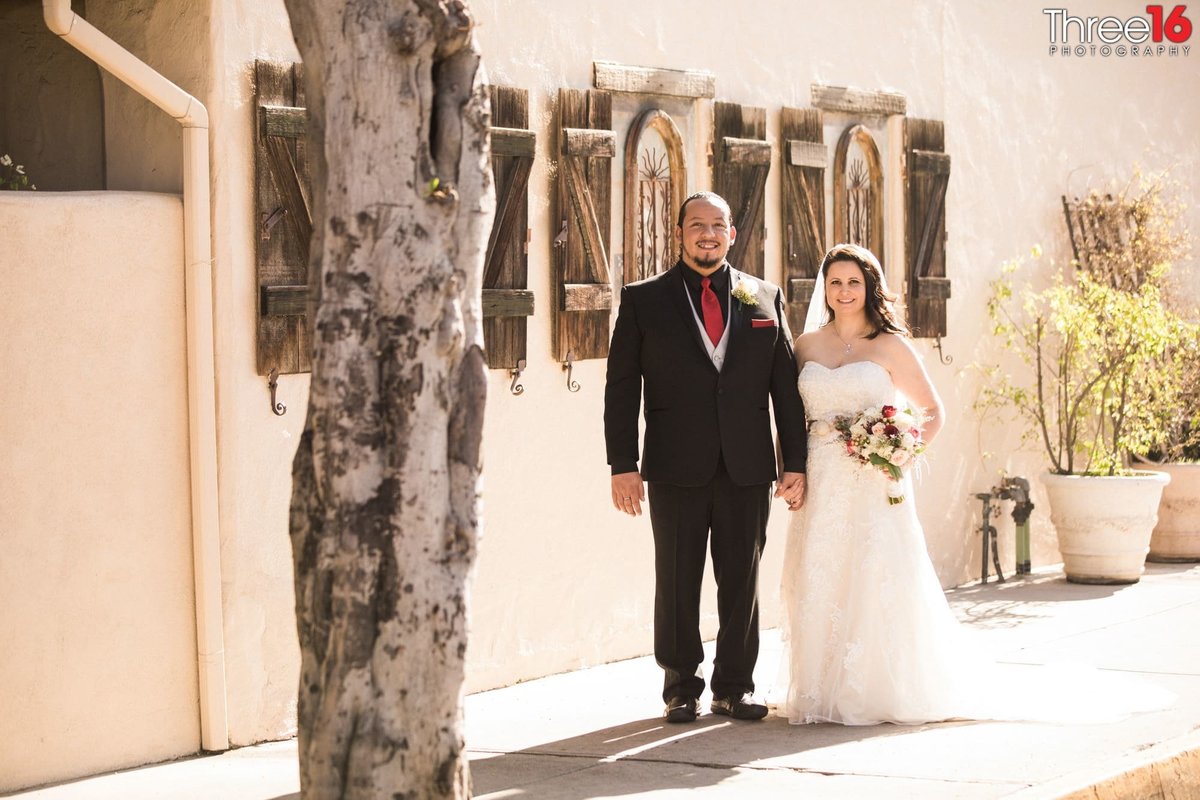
[776,243,1172,726]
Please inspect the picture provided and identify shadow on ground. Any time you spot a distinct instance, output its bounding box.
[469,712,978,798]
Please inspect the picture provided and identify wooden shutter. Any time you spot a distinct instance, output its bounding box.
[779,107,826,334]
[712,102,770,278]
[552,88,614,362]
[483,86,536,370]
[254,60,312,375]
[904,118,951,339]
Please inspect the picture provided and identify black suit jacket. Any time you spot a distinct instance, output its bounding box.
[604,262,807,486]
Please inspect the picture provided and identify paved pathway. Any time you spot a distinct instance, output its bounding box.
[7,564,1199,799]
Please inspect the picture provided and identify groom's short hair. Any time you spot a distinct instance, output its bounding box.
[676,191,732,228]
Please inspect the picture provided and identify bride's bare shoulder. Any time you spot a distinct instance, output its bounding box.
[795,329,824,347]
[793,330,823,359]
[873,331,915,354]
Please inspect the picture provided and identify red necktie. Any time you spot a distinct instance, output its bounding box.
[701,277,723,346]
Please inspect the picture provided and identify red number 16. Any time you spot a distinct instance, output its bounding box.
[1146,5,1193,43]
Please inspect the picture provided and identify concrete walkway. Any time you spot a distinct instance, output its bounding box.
[7,563,1199,799]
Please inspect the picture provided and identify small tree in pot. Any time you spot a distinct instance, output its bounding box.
[979,172,1190,583]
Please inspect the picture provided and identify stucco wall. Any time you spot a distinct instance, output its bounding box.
[2,0,1198,789]
[463,0,1200,689]
[0,192,197,792]
[89,0,207,193]
[0,0,105,190]
[77,0,306,747]
[204,0,305,747]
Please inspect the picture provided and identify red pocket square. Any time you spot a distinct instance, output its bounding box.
[751,318,777,328]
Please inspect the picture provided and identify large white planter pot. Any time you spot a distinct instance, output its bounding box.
[1148,463,1200,563]
[1041,470,1171,584]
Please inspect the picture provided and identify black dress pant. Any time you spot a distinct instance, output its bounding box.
[647,457,770,702]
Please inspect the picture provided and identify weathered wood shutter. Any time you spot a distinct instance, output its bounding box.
[552,88,614,362]
[712,101,769,278]
[904,118,951,339]
[779,107,826,333]
[254,60,312,375]
[483,86,536,370]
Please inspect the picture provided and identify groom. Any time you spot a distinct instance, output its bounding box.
[604,191,808,723]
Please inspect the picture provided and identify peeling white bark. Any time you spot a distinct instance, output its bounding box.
[283,2,492,797]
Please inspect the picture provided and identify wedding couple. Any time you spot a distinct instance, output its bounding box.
[603,192,1171,727]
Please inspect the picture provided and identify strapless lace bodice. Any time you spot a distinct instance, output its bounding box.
[798,360,897,419]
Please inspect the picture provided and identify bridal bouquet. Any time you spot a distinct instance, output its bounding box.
[832,404,928,505]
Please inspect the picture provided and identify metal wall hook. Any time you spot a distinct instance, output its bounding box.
[268,368,287,416]
[509,359,527,396]
[932,335,953,365]
[552,219,569,248]
[260,206,287,240]
[563,351,581,393]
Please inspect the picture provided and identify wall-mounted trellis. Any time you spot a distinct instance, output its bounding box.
[833,123,884,261]
[623,108,687,285]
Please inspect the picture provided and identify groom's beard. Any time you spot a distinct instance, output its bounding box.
[683,247,727,269]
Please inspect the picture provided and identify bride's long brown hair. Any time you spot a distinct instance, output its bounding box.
[818,244,909,338]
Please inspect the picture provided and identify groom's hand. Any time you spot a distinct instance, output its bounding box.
[775,472,806,511]
[612,472,645,516]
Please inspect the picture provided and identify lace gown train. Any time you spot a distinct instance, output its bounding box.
[776,360,1173,726]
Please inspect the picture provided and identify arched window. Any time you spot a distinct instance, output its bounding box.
[833,124,884,259]
[623,109,687,284]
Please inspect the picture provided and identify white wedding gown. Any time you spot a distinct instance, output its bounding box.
[776,360,1173,726]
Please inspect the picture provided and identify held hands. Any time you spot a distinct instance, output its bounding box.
[612,472,646,516]
[775,472,806,511]
[613,471,803,515]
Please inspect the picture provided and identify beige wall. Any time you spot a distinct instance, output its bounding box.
[89,0,204,193]
[0,193,197,792]
[2,0,1198,789]
[204,0,305,746]
[78,0,306,748]
[0,0,105,190]
[464,0,1200,689]
[2,4,304,782]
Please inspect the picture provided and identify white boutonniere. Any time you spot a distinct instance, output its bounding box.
[732,277,759,307]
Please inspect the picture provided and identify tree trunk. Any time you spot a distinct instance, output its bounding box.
[282,1,492,797]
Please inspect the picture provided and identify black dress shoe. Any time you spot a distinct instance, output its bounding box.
[664,696,699,723]
[710,693,768,720]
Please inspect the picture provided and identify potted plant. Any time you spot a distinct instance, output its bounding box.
[1139,322,1200,562]
[979,248,1180,584]
[1077,170,1199,563]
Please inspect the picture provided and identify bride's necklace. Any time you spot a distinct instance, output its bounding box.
[831,324,868,354]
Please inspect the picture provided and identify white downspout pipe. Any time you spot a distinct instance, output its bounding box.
[44,0,229,753]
